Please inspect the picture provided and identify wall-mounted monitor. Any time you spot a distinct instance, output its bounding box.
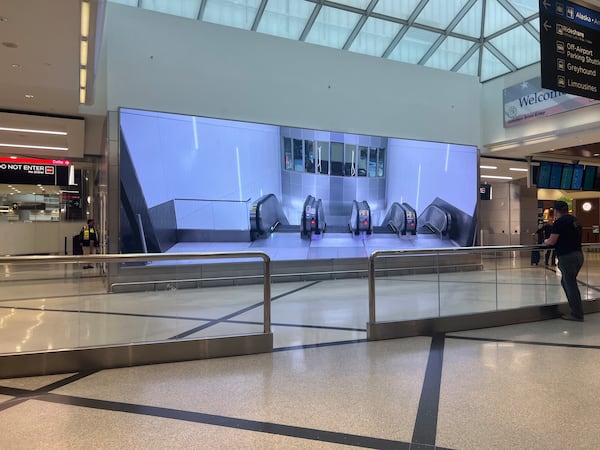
[537,162,552,188]
[560,164,573,190]
[549,163,563,189]
[583,166,597,191]
[571,165,584,190]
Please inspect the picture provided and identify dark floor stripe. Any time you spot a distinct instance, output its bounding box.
[0,370,100,411]
[170,281,323,339]
[271,280,321,301]
[0,281,324,331]
[33,392,408,449]
[273,338,368,352]
[412,333,445,447]
[34,370,99,393]
[447,334,600,350]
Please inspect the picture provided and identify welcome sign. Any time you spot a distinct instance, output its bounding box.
[503,76,599,127]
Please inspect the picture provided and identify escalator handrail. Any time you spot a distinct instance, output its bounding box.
[301,195,315,235]
[421,204,451,235]
[253,193,280,235]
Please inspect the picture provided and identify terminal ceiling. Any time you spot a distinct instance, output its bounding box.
[109,0,545,82]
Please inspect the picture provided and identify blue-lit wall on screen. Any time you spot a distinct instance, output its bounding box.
[386,139,477,217]
[119,108,478,252]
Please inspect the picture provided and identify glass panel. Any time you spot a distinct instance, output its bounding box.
[375,254,440,321]
[141,0,202,19]
[388,27,440,64]
[293,139,303,171]
[495,249,553,309]
[305,6,362,49]
[317,141,330,175]
[484,0,517,37]
[203,0,262,30]
[358,146,368,177]
[369,147,377,177]
[414,0,470,30]
[490,27,539,68]
[330,142,344,176]
[373,0,422,20]
[507,0,539,18]
[345,144,356,176]
[304,140,315,173]
[456,49,480,77]
[349,17,401,57]
[257,0,314,40]
[453,0,483,38]
[480,47,511,81]
[0,169,87,222]
[425,36,473,71]
[377,148,385,177]
[530,17,539,33]
[283,137,292,170]
[439,251,497,316]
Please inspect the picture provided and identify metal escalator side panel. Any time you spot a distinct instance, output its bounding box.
[357,200,372,234]
[301,195,315,237]
[402,202,417,235]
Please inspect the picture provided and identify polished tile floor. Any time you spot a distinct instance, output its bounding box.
[1,249,600,448]
[2,315,600,449]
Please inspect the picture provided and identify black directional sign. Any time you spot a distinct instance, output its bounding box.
[539,0,600,101]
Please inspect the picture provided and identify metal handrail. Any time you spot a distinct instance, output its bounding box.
[0,251,272,334]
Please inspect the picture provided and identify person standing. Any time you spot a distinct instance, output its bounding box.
[543,201,584,321]
[541,219,555,266]
[80,218,99,269]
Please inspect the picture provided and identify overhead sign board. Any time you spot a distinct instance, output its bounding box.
[0,157,71,185]
[539,0,600,101]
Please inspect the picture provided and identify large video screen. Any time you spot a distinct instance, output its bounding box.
[119,108,478,256]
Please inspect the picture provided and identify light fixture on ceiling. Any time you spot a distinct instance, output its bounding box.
[0,143,68,151]
[80,0,90,104]
[0,127,67,136]
[594,153,600,157]
[24,94,34,99]
[480,165,497,169]
[481,175,513,180]
[509,167,528,172]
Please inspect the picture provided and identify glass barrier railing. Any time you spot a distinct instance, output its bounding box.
[1,244,598,376]
[0,252,270,356]
[368,244,600,329]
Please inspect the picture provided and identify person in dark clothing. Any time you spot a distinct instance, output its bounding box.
[538,220,555,266]
[543,201,584,321]
[79,218,99,269]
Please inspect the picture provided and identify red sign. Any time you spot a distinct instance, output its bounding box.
[0,156,70,166]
